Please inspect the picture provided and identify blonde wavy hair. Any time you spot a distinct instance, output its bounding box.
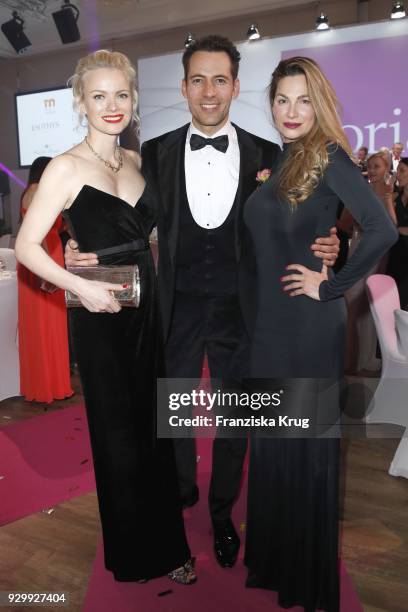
[67,49,139,126]
[269,57,352,209]
[367,152,389,168]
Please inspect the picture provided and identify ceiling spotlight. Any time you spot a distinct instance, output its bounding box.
[390,1,406,18]
[315,12,330,30]
[52,0,80,44]
[247,24,261,41]
[1,11,31,54]
[184,33,196,48]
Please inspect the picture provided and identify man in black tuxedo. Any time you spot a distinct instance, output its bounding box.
[66,35,339,568]
[141,38,281,569]
[391,142,404,173]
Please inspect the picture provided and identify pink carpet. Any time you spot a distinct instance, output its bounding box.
[0,404,95,525]
[84,437,362,612]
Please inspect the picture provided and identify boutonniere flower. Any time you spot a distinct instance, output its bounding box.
[256,168,272,184]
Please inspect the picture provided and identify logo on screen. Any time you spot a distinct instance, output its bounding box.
[44,98,55,108]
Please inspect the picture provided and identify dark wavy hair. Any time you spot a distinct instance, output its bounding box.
[19,156,52,222]
[182,35,241,80]
[28,156,52,184]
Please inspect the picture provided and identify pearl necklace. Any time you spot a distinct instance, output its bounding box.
[85,137,123,173]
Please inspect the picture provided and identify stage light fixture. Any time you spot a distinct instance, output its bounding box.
[52,0,80,44]
[247,24,261,41]
[184,33,196,48]
[315,12,330,30]
[1,11,31,54]
[390,1,406,18]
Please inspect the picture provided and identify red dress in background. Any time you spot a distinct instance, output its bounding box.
[18,212,73,403]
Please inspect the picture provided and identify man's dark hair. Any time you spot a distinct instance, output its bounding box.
[358,146,368,155]
[182,35,241,81]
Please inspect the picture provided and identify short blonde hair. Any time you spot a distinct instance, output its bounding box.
[68,49,139,126]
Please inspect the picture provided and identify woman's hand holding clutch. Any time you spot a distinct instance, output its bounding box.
[75,278,125,313]
[281,263,328,301]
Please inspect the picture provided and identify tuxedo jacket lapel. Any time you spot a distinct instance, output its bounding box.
[156,124,189,265]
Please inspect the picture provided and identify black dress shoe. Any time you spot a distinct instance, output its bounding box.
[181,485,199,509]
[212,518,240,568]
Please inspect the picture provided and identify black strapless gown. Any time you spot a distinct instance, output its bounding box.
[64,184,191,581]
[242,146,397,611]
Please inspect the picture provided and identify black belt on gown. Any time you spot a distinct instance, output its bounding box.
[94,239,149,257]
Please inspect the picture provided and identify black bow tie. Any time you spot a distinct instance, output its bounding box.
[189,133,229,153]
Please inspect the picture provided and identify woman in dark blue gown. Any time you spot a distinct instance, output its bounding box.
[16,49,195,585]
[241,57,397,611]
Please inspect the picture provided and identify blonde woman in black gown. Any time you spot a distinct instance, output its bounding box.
[16,50,195,585]
[241,57,397,611]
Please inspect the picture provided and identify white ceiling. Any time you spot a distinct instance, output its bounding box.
[0,0,315,59]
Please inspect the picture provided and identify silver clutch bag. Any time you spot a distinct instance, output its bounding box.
[65,265,140,308]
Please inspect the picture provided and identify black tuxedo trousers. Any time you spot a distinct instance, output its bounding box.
[165,291,248,522]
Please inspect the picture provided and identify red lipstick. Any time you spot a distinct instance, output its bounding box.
[284,122,301,128]
[102,114,124,123]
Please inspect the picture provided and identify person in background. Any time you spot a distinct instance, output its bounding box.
[378,146,392,173]
[391,142,404,174]
[18,156,73,403]
[386,157,408,309]
[367,152,395,211]
[357,145,368,177]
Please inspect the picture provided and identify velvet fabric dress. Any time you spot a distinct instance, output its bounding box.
[241,145,398,611]
[63,184,191,580]
[18,212,73,403]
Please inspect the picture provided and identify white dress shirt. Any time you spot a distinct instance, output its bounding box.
[185,121,240,229]
[392,155,401,173]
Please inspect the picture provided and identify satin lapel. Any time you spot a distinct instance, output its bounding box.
[157,125,189,265]
[234,126,262,260]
